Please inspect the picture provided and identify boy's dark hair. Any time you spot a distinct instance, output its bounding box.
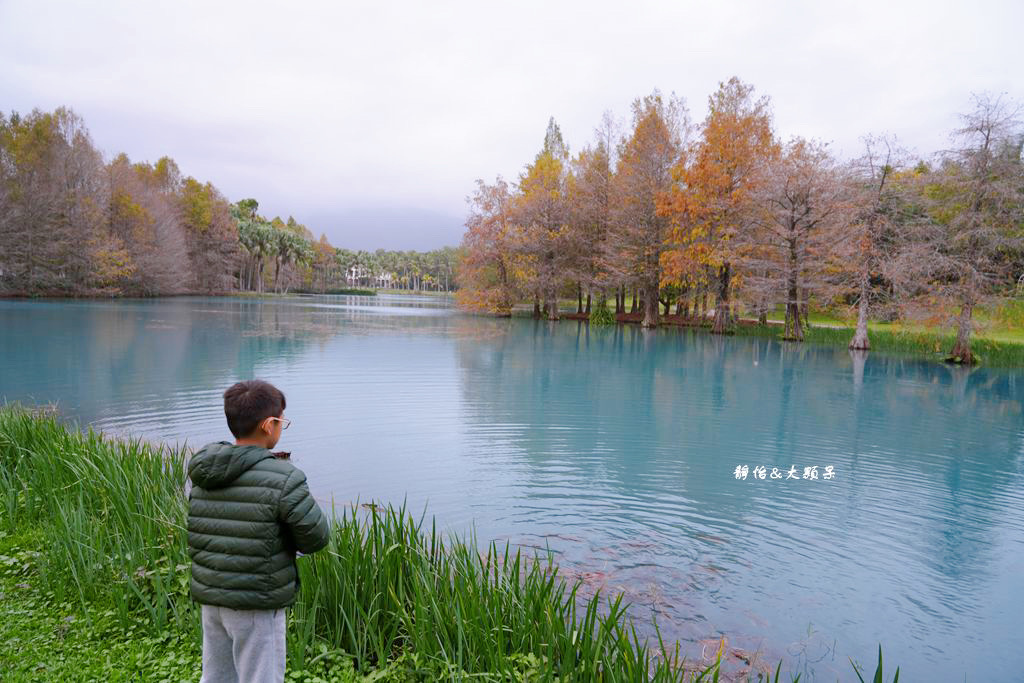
[223,380,286,438]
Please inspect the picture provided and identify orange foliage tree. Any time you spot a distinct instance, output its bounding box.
[456,178,520,314]
[611,92,686,327]
[567,132,615,313]
[514,118,571,320]
[662,77,778,334]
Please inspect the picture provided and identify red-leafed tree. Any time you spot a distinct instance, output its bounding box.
[894,95,1024,363]
[456,177,520,314]
[744,138,849,341]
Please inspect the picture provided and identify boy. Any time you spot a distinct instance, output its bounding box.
[187,379,330,683]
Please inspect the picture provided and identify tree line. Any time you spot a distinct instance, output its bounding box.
[456,78,1024,364]
[233,198,458,295]
[0,107,459,299]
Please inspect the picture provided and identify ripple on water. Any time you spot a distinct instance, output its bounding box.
[2,296,1023,680]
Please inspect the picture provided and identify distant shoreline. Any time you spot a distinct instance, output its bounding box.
[0,288,382,301]
[5,291,1021,367]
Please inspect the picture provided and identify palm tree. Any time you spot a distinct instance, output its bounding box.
[235,213,277,293]
[335,248,357,286]
[267,229,310,293]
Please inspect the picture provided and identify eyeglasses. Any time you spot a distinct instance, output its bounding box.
[266,417,291,430]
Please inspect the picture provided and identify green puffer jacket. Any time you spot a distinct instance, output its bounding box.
[187,442,330,609]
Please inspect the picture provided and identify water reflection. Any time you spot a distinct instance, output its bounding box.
[453,320,1024,680]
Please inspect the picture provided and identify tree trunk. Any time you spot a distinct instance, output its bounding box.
[948,301,974,364]
[546,293,559,321]
[533,294,541,319]
[711,263,732,334]
[784,247,803,341]
[800,287,811,330]
[577,282,583,314]
[701,290,708,323]
[585,293,591,314]
[784,298,802,341]
[630,290,638,313]
[643,283,660,328]
[759,269,770,326]
[849,274,871,350]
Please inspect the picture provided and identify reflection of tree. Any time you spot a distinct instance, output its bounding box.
[454,318,1024,672]
[832,352,1024,658]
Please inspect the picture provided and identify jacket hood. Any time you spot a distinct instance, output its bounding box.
[188,442,274,489]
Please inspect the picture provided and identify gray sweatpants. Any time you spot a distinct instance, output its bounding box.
[199,605,286,683]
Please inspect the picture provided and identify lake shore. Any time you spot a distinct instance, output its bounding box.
[13,289,1018,367]
[0,406,745,681]
[505,303,1024,367]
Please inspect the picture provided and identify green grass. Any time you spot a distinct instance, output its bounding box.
[528,297,1024,366]
[589,301,615,326]
[0,530,508,683]
[0,528,203,682]
[732,321,1024,366]
[291,504,708,680]
[0,405,193,629]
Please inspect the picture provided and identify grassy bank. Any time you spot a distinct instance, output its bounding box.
[514,302,1024,367]
[737,322,1024,366]
[729,321,1024,366]
[0,406,898,681]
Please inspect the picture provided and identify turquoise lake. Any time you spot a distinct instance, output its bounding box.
[1,295,1022,680]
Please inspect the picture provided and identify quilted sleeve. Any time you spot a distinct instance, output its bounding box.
[278,468,330,554]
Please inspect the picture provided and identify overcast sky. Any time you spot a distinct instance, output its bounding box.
[2,0,1021,250]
